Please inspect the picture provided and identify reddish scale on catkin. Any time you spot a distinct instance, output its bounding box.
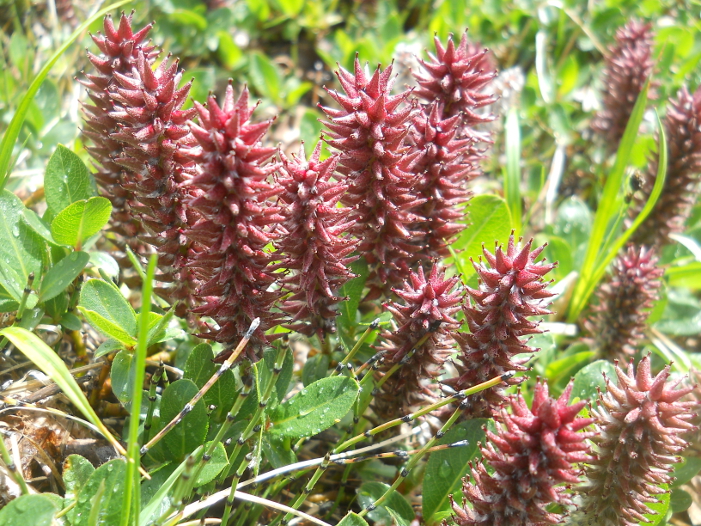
[274,143,359,339]
[575,355,696,526]
[373,264,462,416]
[108,50,198,311]
[320,58,424,291]
[182,85,283,361]
[414,31,497,130]
[631,85,701,247]
[448,381,593,526]
[446,235,556,417]
[592,20,656,150]
[584,245,663,361]
[80,12,157,242]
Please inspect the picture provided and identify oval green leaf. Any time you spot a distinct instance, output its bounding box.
[159,379,209,460]
[422,420,486,522]
[337,513,369,526]
[451,194,512,277]
[51,196,112,249]
[0,494,60,526]
[270,375,359,439]
[79,278,137,336]
[73,459,126,526]
[184,343,238,421]
[194,441,229,487]
[38,250,89,302]
[570,360,617,403]
[357,481,414,526]
[44,144,94,214]
[111,350,136,405]
[0,190,44,301]
[22,208,57,246]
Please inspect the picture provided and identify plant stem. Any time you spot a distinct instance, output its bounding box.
[220,343,288,526]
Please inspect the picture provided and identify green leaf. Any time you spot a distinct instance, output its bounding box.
[44,291,68,320]
[170,9,208,30]
[570,360,617,402]
[64,454,95,523]
[0,190,44,301]
[387,507,410,526]
[60,312,82,331]
[539,235,573,280]
[73,459,126,526]
[0,284,19,312]
[64,454,95,496]
[274,346,294,403]
[422,420,486,522]
[44,144,94,213]
[557,55,579,96]
[337,513,369,526]
[0,494,60,526]
[94,338,123,358]
[184,343,238,421]
[336,258,369,350]
[270,375,359,438]
[450,194,512,276]
[216,31,243,69]
[568,78,650,322]
[504,108,522,234]
[670,488,692,514]
[139,457,188,524]
[249,52,282,104]
[302,353,330,387]
[262,434,297,469]
[357,481,415,526]
[22,208,57,245]
[672,456,701,488]
[300,108,323,147]
[51,197,112,249]
[79,278,137,336]
[111,350,136,405]
[275,0,304,16]
[0,0,132,191]
[88,251,120,278]
[159,379,209,459]
[578,110,669,320]
[18,307,44,331]
[146,308,175,346]
[38,250,89,302]
[545,351,595,384]
[193,441,228,487]
[553,196,592,263]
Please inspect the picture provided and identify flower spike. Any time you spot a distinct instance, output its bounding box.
[448,381,593,526]
[575,354,696,525]
[275,142,359,339]
[182,84,283,361]
[446,234,556,416]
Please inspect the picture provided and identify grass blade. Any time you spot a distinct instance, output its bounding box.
[121,254,158,526]
[0,326,126,458]
[0,0,132,191]
[567,77,650,322]
[504,108,522,235]
[573,110,667,317]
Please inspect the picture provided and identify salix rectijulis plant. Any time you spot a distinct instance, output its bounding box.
[0,4,700,526]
